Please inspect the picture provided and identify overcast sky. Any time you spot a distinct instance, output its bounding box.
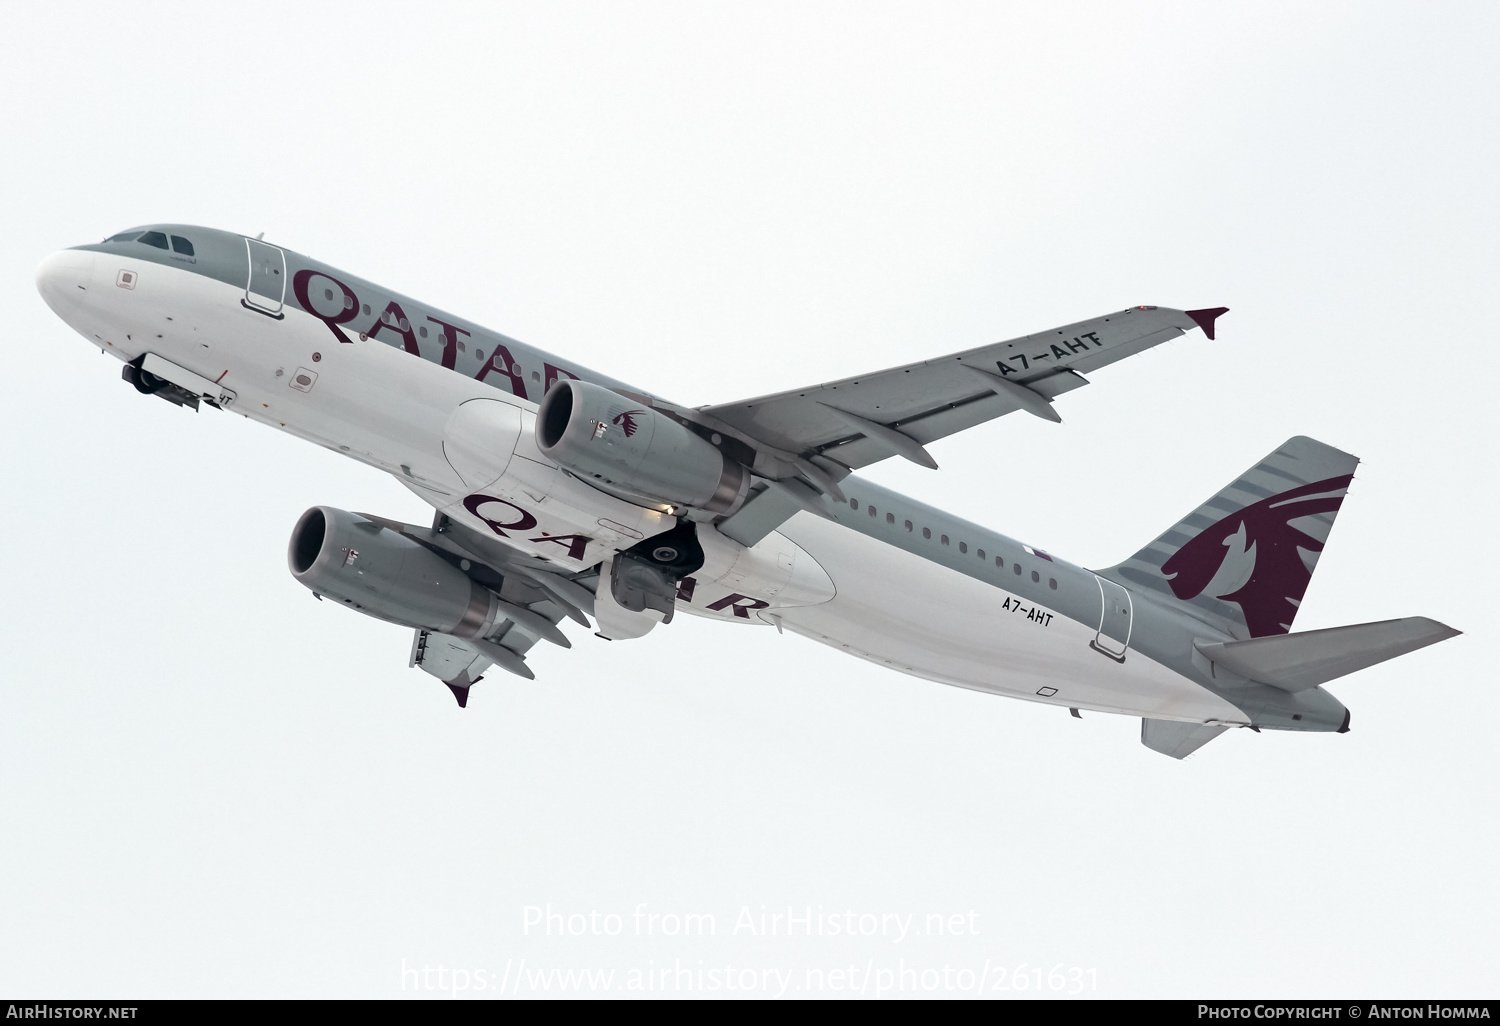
[2,1,1495,999]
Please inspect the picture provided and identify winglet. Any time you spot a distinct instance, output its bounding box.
[445,681,470,708]
[1185,307,1229,340]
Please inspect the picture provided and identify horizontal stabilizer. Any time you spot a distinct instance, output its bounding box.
[1142,719,1228,759]
[1195,617,1460,693]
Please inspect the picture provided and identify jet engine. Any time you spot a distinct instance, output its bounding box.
[288,506,503,640]
[536,380,749,514]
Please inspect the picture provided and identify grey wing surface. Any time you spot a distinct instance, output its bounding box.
[696,306,1225,475]
[411,630,493,706]
[401,512,595,707]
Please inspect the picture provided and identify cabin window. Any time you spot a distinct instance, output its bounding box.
[362,303,371,315]
[995,556,1003,568]
[922,527,931,540]
[137,231,168,250]
[475,349,485,361]
[904,520,913,532]
[1013,564,1022,575]
[886,513,894,525]
[1031,570,1040,583]
[849,498,859,510]
[419,326,429,338]
[1049,578,1057,590]
[169,235,194,256]
[959,541,968,554]
[940,535,950,546]
[868,506,876,517]
[978,549,985,560]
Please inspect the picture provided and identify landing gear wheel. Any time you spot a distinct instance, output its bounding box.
[627,520,705,578]
[122,356,166,395]
[134,368,167,395]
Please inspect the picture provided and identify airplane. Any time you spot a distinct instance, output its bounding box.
[34,224,1460,759]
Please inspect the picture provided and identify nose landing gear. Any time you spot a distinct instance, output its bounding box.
[121,354,200,410]
[122,356,163,395]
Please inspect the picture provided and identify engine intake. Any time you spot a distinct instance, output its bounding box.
[536,379,749,514]
[288,506,500,639]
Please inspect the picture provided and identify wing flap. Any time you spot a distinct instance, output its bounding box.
[411,630,491,701]
[716,482,817,547]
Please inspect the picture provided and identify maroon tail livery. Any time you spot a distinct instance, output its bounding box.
[1101,437,1360,640]
[1161,474,1354,637]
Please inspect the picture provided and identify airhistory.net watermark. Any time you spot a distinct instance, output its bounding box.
[520,903,983,941]
[5,1008,139,1020]
[399,958,1097,997]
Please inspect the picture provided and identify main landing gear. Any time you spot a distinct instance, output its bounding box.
[595,520,707,637]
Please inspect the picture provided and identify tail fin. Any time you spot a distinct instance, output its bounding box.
[1103,436,1358,639]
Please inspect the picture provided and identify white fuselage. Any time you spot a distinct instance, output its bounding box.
[37,244,1247,725]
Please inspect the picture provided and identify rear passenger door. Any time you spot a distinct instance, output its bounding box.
[1091,575,1132,662]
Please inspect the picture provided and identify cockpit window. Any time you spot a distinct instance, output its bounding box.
[137,231,169,250]
[107,231,142,243]
[170,235,195,256]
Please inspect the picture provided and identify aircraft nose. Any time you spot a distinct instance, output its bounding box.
[35,249,96,315]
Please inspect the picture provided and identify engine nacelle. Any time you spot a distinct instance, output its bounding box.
[536,379,749,514]
[288,506,501,639]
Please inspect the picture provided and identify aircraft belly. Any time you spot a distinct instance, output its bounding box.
[82,262,676,569]
[775,513,1247,722]
[82,259,460,485]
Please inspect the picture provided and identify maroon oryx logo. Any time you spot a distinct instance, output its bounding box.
[612,409,646,438]
[1160,474,1353,637]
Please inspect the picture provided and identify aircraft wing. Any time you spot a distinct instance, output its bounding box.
[390,510,598,706]
[698,306,1226,477]
[411,630,493,706]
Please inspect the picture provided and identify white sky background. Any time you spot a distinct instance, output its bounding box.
[1,0,1495,999]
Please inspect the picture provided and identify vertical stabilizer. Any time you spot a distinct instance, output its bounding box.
[1103,437,1358,639]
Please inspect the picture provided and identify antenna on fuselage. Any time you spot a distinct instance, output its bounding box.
[254,232,265,241]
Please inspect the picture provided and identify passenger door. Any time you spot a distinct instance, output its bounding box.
[243,238,286,316]
[1091,575,1132,662]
